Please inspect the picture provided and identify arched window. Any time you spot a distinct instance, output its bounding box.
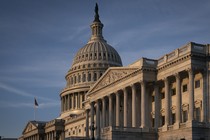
[74,76,77,84]
[78,75,81,83]
[93,72,97,81]
[88,73,91,81]
[83,73,86,82]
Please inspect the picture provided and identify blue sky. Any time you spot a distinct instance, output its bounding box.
[0,0,210,138]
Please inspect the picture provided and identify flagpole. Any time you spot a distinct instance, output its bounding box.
[34,98,36,121]
[34,102,36,121]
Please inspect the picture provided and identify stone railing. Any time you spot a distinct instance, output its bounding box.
[101,126,157,133]
[158,127,162,132]
[168,125,173,130]
[65,112,86,123]
[157,42,206,66]
[129,58,157,69]
[45,119,64,128]
[180,122,186,128]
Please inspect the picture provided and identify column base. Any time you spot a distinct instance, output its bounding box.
[186,120,195,127]
[140,126,149,132]
[162,125,168,131]
[173,123,180,129]
[96,136,100,140]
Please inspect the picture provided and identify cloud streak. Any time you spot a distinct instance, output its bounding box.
[0,100,60,109]
[0,82,56,102]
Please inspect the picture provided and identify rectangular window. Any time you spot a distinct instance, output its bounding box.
[152,96,155,102]
[171,88,176,96]
[172,113,176,124]
[194,108,201,122]
[183,110,188,122]
[152,118,155,127]
[161,116,165,126]
[161,92,165,99]
[195,80,200,88]
[183,84,187,92]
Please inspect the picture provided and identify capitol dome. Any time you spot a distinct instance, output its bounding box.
[72,41,122,69]
[71,7,122,70]
[60,3,122,118]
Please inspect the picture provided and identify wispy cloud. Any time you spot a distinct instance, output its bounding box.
[0,82,56,102]
[60,25,89,42]
[0,100,60,109]
[0,82,60,109]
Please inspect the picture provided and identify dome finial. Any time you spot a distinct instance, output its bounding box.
[94,3,101,22]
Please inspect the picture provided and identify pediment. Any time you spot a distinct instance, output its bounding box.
[89,67,138,93]
[22,121,38,134]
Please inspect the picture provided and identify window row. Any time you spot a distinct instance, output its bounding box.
[152,107,201,127]
[75,52,120,63]
[151,79,201,101]
[71,63,116,71]
[68,72,104,85]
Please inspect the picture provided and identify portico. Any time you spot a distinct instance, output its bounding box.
[84,43,209,140]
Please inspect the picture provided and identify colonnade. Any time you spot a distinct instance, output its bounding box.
[86,82,148,139]
[61,92,85,112]
[24,134,42,140]
[85,68,207,138]
[45,131,56,140]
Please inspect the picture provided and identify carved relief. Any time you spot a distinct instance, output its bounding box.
[94,69,136,90]
[24,123,36,133]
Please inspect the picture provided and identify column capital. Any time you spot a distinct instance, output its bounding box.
[90,101,95,107]
[151,81,159,87]
[95,98,101,103]
[174,72,180,79]
[123,87,127,92]
[140,80,146,86]
[130,83,135,88]
[186,67,195,75]
[116,90,120,95]
[108,94,113,98]
[163,76,169,82]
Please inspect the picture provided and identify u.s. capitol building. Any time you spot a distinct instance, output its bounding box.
[19,4,210,140]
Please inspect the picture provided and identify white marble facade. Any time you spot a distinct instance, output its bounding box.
[20,4,210,140]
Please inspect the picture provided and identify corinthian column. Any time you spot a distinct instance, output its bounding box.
[90,102,95,139]
[102,97,106,128]
[202,70,207,122]
[123,88,128,127]
[165,77,170,126]
[154,82,160,129]
[116,91,120,126]
[96,100,100,139]
[109,95,113,126]
[132,84,137,127]
[188,69,194,121]
[85,109,90,138]
[175,73,181,127]
[141,81,146,128]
